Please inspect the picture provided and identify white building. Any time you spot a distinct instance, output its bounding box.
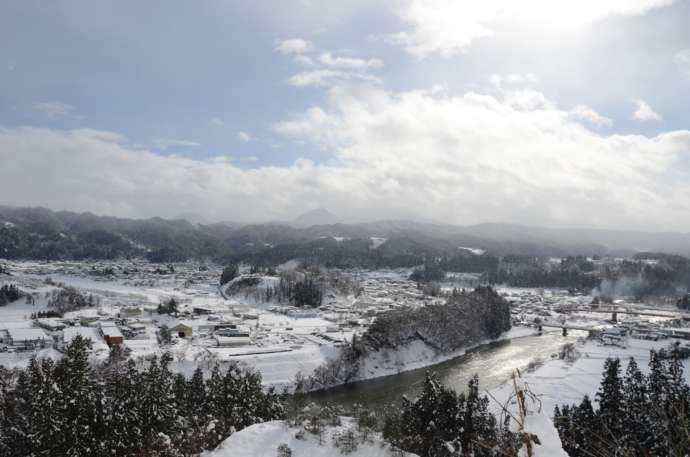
[7,328,49,349]
[215,336,252,347]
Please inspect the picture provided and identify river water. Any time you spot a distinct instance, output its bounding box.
[308,330,587,410]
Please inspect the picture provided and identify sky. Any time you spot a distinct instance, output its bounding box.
[1,0,690,230]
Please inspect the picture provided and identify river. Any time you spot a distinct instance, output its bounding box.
[308,330,587,410]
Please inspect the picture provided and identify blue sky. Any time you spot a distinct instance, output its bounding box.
[2,1,690,229]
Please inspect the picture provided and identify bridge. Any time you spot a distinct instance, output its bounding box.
[585,306,690,322]
[540,323,599,332]
[539,323,600,337]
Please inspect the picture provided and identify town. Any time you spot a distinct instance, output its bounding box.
[2,257,690,392]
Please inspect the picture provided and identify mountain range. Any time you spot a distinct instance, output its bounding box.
[1,205,690,263]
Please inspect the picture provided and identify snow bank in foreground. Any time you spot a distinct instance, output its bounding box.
[201,419,417,457]
[519,411,568,457]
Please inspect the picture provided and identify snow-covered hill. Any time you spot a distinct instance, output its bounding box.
[201,419,417,457]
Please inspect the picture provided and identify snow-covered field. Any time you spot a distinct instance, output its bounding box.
[490,331,690,416]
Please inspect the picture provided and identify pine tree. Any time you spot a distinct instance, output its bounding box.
[0,369,32,457]
[647,350,669,456]
[28,356,62,456]
[595,357,624,452]
[571,395,598,457]
[53,335,105,457]
[103,358,145,456]
[661,349,690,456]
[138,353,178,453]
[621,357,653,454]
[462,374,498,457]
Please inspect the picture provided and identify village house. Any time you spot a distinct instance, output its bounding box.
[99,322,124,346]
[63,326,104,349]
[6,327,49,350]
[118,307,142,318]
[170,320,193,338]
[36,318,66,332]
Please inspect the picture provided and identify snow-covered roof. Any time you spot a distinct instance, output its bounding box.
[63,326,102,342]
[36,318,65,329]
[8,327,48,342]
[102,326,123,338]
[215,336,252,346]
[169,320,193,330]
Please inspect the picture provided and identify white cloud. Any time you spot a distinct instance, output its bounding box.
[274,85,690,229]
[675,48,690,79]
[3,85,687,229]
[210,117,225,127]
[277,40,383,88]
[632,99,662,122]
[0,86,690,230]
[274,38,313,55]
[502,88,555,110]
[32,101,80,120]
[153,138,201,150]
[387,0,678,57]
[317,52,383,70]
[237,131,252,142]
[293,55,316,66]
[570,104,613,127]
[288,69,381,87]
[490,73,538,87]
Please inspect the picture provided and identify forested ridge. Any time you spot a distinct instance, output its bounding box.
[298,287,512,391]
[5,206,690,300]
[364,286,511,351]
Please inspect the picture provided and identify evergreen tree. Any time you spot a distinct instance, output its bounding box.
[28,356,64,456]
[595,357,623,451]
[0,347,285,456]
[52,335,105,457]
[571,394,597,457]
[383,372,507,457]
[139,353,178,453]
[103,358,145,456]
[0,369,31,457]
[621,357,653,455]
[160,324,173,345]
[554,353,690,457]
[220,264,239,286]
[461,374,498,457]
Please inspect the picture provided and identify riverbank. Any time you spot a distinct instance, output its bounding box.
[353,325,538,385]
[488,331,690,417]
[304,327,576,409]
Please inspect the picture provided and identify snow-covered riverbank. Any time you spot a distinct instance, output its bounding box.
[354,326,537,384]
[488,331,690,416]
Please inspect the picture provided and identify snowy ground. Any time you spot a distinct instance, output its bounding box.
[483,330,690,456]
[201,419,417,457]
[489,331,690,416]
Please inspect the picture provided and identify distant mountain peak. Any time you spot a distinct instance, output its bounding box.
[175,212,209,225]
[294,208,340,227]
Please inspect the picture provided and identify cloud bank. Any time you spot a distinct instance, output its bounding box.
[3,83,690,230]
